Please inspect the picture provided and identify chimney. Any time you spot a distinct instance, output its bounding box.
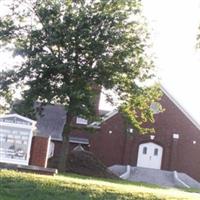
[92,85,101,116]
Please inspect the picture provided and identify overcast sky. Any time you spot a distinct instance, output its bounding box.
[142,0,200,123]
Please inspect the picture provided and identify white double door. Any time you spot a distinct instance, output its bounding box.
[137,142,163,169]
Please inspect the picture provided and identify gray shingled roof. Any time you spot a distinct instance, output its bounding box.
[35,102,109,142]
[36,105,90,144]
[36,104,66,140]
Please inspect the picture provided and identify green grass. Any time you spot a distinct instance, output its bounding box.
[0,170,200,200]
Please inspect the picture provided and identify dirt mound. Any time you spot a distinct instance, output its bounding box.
[66,150,118,179]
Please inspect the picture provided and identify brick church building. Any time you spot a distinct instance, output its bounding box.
[1,86,200,181]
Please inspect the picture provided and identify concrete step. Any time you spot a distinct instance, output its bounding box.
[0,162,57,176]
[178,173,200,189]
[108,165,126,177]
[128,167,176,187]
[109,165,200,189]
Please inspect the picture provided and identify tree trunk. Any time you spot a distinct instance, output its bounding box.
[58,111,73,172]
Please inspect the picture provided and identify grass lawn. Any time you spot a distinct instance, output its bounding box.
[0,170,200,200]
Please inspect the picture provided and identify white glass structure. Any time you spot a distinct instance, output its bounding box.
[0,114,36,165]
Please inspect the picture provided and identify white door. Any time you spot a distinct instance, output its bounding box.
[137,142,163,169]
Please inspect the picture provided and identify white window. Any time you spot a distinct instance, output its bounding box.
[173,133,179,139]
[0,114,35,166]
[150,102,161,114]
[143,147,147,154]
[48,142,55,158]
[154,148,158,156]
[76,117,88,125]
[0,127,31,164]
[73,144,84,151]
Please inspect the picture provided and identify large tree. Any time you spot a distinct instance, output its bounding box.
[0,0,162,171]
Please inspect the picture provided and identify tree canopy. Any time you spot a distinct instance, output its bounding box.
[0,0,162,171]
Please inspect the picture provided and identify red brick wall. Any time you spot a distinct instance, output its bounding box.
[89,113,126,166]
[89,94,200,181]
[154,95,200,180]
[29,136,50,167]
[123,94,200,181]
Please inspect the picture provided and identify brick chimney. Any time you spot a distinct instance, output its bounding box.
[92,85,101,116]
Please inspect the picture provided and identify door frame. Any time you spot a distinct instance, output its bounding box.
[136,141,164,169]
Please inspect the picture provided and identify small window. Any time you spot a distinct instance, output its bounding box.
[154,148,158,156]
[129,128,134,133]
[48,142,55,158]
[76,117,88,125]
[73,144,84,152]
[150,102,161,114]
[143,147,147,154]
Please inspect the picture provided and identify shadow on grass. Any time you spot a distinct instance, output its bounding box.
[60,172,200,194]
[60,172,168,189]
[0,170,162,200]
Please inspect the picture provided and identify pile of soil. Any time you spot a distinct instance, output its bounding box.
[66,150,118,179]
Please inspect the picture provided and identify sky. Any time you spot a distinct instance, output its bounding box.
[142,0,200,123]
[1,0,200,123]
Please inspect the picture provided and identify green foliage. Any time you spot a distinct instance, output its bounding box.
[0,0,163,171]
[0,170,199,200]
[12,100,36,119]
[120,84,163,134]
[0,0,161,132]
[0,90,13,114]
